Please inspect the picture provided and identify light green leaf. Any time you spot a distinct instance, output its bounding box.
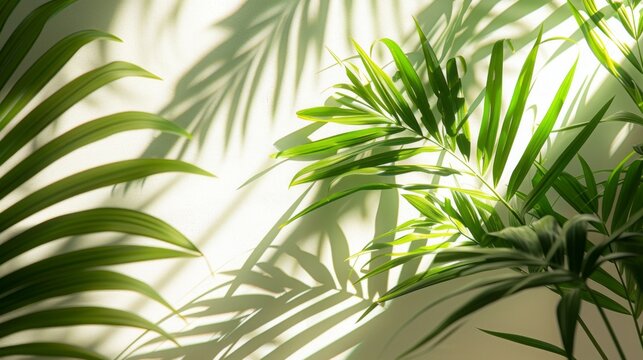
[551,111,643,132]
[331,164,460,185]
[292,136,421,182]
[582,0,642,71]
[493,29,542,185]
[506,57,578,199]
[291,146,440,185]
[272,126,403,159]
[296,106,391,125]
[403,194,447,222]
[284,182,494,227]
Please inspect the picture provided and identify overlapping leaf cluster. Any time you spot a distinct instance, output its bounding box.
[278,16,643,360]
[0,1,210,359]
[569,0,643,111]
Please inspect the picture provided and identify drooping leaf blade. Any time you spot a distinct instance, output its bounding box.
[0,307,177,344]
[0,159,212,233]
[0,0,77,91]
[557,288,581,358]
[522,99,612,213]
[480,329,569,358]
[0,342,107,360]
[0,112,190,200]
[0,61,161,166]
[0,207,198,264]
[0,29,121,131]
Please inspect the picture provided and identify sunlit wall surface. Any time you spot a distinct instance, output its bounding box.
[1,0,641,359]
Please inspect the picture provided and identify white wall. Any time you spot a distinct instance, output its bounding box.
[3,0,641,359]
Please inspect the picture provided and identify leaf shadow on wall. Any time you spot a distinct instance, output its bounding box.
[102,2,643,359]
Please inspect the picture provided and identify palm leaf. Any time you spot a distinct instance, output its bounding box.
[480,329,569,358]
[275,16,642,360]
[0,1,211,357]
[506,57,578,199]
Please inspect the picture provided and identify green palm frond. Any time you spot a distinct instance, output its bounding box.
[568,0,643,111]
[277,19,643,359]
[0,0,211,358]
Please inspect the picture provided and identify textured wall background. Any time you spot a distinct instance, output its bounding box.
[3,0,641,359]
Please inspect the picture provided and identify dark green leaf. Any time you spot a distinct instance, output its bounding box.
[522,99,612,213]
[291,146,439,185]
[611,159,642,231]
[477,40,505,173]
[0,30,120,131]
[0,0,20,34]
[414,18,457,135]
[0,159,212,233]
[564,215,595,274]
[0,342,107,360]
[0,112,190,200]
[0,208,198,265]
[601,152,633,221]
[0,307,176,344]
[557,288,581,358]
[402,271,575,357]
[352,41,420,133]
[578,155,598,211]
[480,329,569,358]
[0,0,77,91]
[0,270,175,316]
[0,245,196,296]
[0,62,160,166]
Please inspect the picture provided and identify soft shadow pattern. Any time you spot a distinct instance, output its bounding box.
[114,2,637,359]
[141,0,393,158]
[141,1,575,160]
[123,179,402,359]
